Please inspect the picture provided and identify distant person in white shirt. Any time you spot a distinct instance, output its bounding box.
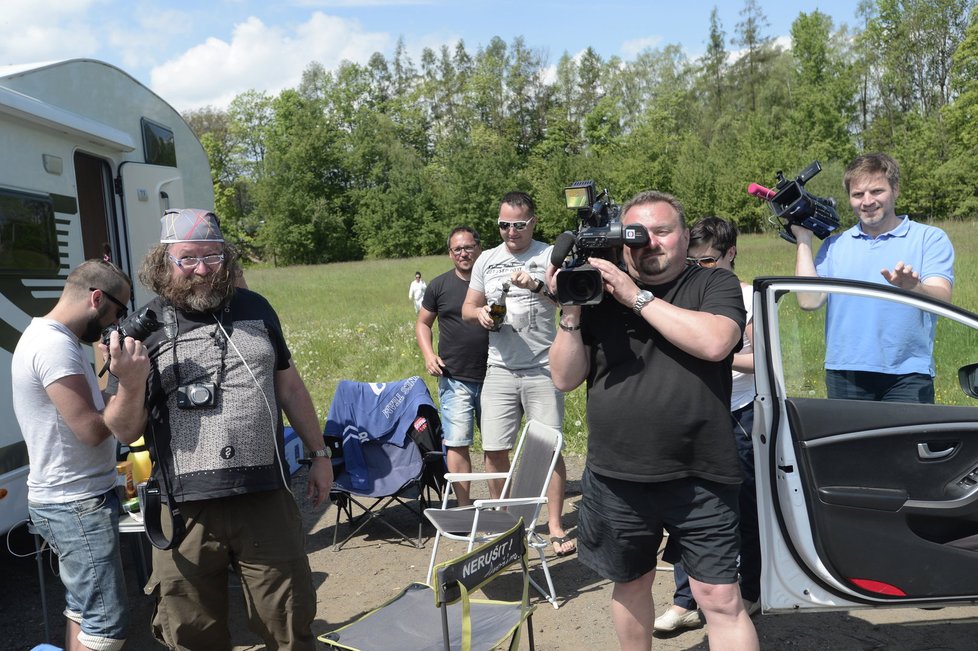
[408,271,427,313]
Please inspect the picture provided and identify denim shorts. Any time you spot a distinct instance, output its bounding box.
[438,377,482,447]
[480,365,564,451]
[29,490,128,650]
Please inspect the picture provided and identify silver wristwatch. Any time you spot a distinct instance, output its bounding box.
[310,447,332,459]
[632,290,654,315]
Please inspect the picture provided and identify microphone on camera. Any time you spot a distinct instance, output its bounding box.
[551,231,577,266]
[747,183,777,201]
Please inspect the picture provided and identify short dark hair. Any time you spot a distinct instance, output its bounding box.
[500,191,536,217]
[689,217,738,253]
[844,153,900,193]
[64,259,132,301]
[621,191,686,229]
[447,226,481,250]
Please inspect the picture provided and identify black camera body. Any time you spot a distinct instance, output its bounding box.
[552,181,649,305]
[765,161,841,244]
[101,307,161,345]
[176,382,217,409]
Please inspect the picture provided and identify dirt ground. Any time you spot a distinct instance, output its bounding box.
[5,454,978,650]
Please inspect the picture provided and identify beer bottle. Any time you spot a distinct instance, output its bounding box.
[488,282,510,331]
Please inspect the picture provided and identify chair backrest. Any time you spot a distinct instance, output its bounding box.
[432,518,528,606]
[501,420,563,528]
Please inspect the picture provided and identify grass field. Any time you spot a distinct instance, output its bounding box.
[248,220,978,455]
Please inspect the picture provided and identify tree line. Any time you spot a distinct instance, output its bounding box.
[183,0,978,266]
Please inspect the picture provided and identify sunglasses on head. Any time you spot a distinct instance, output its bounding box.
[686,256,720,268]
[498,220,531,232]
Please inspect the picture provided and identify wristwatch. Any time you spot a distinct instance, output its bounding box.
[310,447,332,459]
[531,279,545,293]
[632,290,654,315]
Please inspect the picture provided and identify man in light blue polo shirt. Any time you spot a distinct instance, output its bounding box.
[794,153,954,403]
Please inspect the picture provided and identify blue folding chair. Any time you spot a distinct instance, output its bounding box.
[325,377,445,551]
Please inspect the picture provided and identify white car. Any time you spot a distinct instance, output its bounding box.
[753,275,978,612]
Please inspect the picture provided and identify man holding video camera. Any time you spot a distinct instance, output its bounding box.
[109,209,332,651]
[13,260,149,651]
[462,191,574,557]
[549,191,757,650]
[793,153,954,402]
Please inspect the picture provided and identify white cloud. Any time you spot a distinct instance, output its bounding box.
[0,0,102,64]
[620,36,664,60]
[149,12,390,111]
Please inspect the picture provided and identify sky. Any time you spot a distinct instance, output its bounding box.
[0,0,862,113]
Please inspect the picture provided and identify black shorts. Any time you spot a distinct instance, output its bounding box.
[578,467,741,584]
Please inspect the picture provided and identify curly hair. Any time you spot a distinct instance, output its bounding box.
[139,242,241,311]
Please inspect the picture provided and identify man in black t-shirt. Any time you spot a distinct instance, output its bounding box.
[415,226,487,505]
[549,192,757,650]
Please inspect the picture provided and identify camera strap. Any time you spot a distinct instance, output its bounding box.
[141,304,188,550]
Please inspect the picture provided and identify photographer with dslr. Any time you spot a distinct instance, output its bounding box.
[13,260,149,651]
[462,191,574,557]
[549,191,757,651]
[793,153,954,402]
[109,209,332,650]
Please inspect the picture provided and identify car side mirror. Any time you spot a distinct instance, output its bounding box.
[958,363,978,399]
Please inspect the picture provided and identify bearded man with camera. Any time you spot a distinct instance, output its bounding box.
[13,259,149,651]
[108,208,332,651]
[549,191,757,651]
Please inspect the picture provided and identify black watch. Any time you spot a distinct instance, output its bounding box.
[531,279,545,293]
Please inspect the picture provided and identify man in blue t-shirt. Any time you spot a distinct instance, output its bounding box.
[793,153,954,402]
[415,226,488,506]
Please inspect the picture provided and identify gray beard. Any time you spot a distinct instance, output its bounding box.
[163,276,232,314]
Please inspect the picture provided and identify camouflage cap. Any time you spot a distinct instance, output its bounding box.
[160,208,224,243]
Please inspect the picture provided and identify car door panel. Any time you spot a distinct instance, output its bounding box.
[754,277,978,610]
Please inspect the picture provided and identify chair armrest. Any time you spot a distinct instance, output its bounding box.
[444,472,509,482]
[472,496,549,509]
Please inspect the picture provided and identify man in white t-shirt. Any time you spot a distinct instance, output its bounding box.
[12,260,149,651]
[462,191,574,557]
[408,271,427,313]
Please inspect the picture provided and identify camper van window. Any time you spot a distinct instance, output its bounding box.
[141,118,177,167]
[0,189,60,274]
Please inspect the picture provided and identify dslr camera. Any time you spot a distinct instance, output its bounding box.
[551,181,649,305]
[749,161,840,244]
[101,306,161,345]
[176,382,218,409]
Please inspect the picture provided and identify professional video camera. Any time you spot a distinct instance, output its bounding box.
[550,180,649,305]
[748,160,840,244]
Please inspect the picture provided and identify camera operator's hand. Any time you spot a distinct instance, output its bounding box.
[101,330,150,387]
[587,258,642,308]
[792,224,815,247]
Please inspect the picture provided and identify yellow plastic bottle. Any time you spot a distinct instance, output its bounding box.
[127,436,153,484]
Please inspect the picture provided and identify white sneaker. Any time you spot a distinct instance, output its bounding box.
[744,599,761,617]
[653,607,705,633]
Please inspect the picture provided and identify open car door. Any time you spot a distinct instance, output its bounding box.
[753,276,978,612]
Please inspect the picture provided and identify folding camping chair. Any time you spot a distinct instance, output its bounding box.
[424,419,564,609]
[325,377,446,551]
[319,518,536,651]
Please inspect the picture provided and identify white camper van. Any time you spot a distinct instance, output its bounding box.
[0,59,214,536]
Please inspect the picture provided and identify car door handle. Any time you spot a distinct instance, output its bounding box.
[917,442,957,460]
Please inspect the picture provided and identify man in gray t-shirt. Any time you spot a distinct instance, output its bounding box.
[462,191,575,558]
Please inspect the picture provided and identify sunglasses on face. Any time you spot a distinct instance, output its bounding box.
[686,256,720,268]
[498,220,531,232]
[90,287,129,319]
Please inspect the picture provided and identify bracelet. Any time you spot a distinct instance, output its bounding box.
[559,321,581,332]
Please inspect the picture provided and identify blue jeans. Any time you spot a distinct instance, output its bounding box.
[670,404,761,607]
[29,490,128,648]
[438,376,482,447]
[825,369,934,403]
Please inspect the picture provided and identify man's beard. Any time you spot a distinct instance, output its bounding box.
[162,272,233,313]
[80,314,105,344]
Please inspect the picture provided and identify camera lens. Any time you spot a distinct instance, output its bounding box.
[188,385,212,405]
